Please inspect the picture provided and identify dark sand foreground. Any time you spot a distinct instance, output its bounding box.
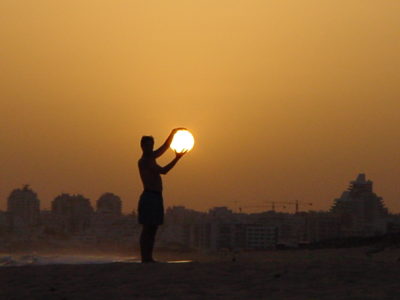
[1,248,399,300]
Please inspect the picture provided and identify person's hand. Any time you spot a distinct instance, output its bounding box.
[171,127,187,134]
[175,149,188,158]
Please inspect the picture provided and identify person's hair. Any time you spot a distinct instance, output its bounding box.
[141,136,154,148]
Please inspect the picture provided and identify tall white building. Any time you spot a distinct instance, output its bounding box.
[331,173,388,237]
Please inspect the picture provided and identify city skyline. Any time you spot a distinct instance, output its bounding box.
[1,170,397,213]
[1,173,395,215]
[2,173,393,253]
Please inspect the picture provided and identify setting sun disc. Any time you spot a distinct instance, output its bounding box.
[170,130,195,153]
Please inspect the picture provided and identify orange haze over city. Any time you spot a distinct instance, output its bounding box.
[1,1,399,214]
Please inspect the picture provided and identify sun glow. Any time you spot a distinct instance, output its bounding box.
[170,130,195,153]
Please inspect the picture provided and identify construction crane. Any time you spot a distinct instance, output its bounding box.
[241,200,312,214]
[239,203,286,213]
[269,200,313,214]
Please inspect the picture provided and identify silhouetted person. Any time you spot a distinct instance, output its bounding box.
[138,128,187,263]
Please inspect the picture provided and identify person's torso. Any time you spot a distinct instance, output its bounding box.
[138,156,162,192]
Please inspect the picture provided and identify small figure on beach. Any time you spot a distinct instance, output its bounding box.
[138,128,188,263]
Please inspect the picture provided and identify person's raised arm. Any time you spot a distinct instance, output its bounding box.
[159,150,187,174]
[153,128,186,158]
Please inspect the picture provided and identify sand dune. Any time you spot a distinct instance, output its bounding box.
[1,248,399,299]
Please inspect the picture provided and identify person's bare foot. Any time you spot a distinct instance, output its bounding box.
[141,259,160,264]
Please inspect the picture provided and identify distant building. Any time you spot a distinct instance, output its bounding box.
[52,193,94,234]
[7,185,40,231]
[331,173,388,237]
[189,206,278,250]
[237,224,278,250]
[91,213,138,244]
[191,222,277,250]
[158,206,204,249]
[96,193,122,216]
[92,194,137,246]
[304,212,341,243]
[276,214,306,245]
[208,206,234,218]
[0,211,8,235]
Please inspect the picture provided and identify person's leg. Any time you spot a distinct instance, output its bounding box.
[140,225,150,262]
[140,225,158,262]
[147,225,158,261]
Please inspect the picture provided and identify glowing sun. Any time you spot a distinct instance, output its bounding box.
[170,130,195,153]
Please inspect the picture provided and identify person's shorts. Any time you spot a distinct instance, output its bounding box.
[138,191,164,225]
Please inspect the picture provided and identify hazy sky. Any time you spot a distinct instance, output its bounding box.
[1,1,399,213]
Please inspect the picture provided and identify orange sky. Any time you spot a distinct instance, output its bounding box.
[1,1,399,213]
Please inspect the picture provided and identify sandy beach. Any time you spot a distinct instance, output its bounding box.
[1,247,399,300]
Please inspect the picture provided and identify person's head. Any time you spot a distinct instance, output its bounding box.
[141,136,154,154]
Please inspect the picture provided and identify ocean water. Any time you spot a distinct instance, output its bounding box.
[0,254,138,266]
